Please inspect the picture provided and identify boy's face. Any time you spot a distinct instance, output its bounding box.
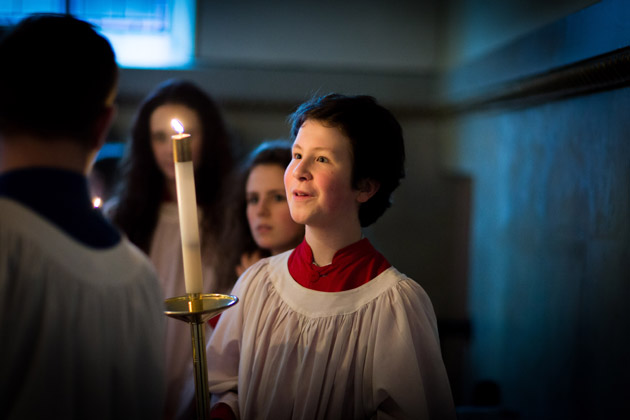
[285,119,364,230]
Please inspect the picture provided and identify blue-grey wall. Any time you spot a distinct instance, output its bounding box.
[441,1,630,418]
[443,89,629,419]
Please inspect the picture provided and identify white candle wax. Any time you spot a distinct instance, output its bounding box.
[172,120,203,295]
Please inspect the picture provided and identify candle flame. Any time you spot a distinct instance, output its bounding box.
[92,197,102,208]
[171,119,184,134]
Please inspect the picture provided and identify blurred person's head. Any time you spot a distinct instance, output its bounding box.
[112,79,235,255]
[0,14,118,146]
[122,79,232,199]
[243,140,304,255]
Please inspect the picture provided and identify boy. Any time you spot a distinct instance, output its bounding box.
[206,94,455,419]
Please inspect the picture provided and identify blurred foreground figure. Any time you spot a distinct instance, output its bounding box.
[0,14,166,420]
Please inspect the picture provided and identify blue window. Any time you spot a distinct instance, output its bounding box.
[0,0,195,68]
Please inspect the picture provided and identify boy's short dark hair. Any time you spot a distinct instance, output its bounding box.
[289,93,406,227]
[0,14,118,142]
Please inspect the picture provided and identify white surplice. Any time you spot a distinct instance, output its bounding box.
[0,198,166,419]
[207,250,456,420]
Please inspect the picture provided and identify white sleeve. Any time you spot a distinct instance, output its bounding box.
[371,279,456,420]
[206,260,267,419]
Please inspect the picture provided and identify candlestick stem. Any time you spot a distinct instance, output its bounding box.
[191,320,210,418]
[164,294,238,420]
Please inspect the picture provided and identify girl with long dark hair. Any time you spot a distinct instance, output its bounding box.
[108,79,237,420]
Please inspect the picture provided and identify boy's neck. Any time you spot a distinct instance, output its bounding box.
[305,225,363,266]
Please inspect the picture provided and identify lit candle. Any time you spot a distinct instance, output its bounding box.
[171,118,203,296]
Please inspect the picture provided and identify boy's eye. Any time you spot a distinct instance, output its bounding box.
[273,194,286,202]
[293,153,302,159]
[316,156,329,163]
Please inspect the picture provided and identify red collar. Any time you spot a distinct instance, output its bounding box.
[288,238,391,292]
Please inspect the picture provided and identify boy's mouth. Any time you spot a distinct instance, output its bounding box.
[293,190,310,197]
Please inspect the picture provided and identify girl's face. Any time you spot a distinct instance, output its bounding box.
[246,163,304,255]
[150,104,203,181]
[284,119,371,232]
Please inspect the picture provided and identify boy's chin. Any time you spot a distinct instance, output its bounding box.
[288,211,307,225]
[288,213,310,226]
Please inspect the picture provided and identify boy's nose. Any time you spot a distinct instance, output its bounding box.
[292,161,311,181]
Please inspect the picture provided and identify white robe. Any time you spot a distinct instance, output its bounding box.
[0,198,165,419]
[207,250,456,420]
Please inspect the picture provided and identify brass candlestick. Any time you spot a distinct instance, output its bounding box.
[165,293,238,420]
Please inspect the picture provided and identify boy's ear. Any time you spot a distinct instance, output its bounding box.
[356,178,380,203]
